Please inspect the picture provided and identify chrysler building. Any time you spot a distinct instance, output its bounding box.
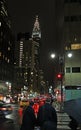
[32,15,41,42]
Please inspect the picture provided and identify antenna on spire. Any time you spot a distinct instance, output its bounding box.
[32,15,41,39]
[33,15,40,30]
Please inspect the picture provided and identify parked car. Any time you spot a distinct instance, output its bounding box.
[0,110,5,119]
[0,100,13,115]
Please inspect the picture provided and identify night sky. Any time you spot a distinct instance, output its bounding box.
[7,0,62,85]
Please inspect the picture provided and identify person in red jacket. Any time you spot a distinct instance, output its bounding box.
[32,103,39,117]
[18,106,23,125]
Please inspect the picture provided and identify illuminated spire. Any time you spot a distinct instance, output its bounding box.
[34,16,40,30]
[32,15,41,39]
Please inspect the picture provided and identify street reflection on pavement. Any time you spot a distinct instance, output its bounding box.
[0,104,21,130]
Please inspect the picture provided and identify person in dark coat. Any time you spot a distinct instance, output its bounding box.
[37,98,57,130]
[20,101,36,130]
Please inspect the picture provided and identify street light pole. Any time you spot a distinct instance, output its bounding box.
[60,75,63,111]
[59,56,64,111]
[50,53,64,111]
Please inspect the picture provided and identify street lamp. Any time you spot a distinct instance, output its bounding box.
[50,53,64,111]
[67,52,72,58]
[50,53,56,59]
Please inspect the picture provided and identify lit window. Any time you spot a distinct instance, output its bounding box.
[5,57,7,60]
[31,72,33,75]
[8,47,10,51]
[0,52,1,56]
[20,41,23,44]
[8,59,10,63]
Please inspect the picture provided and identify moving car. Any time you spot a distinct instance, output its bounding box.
[0,100,13,115]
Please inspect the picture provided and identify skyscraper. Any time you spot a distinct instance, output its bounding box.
[63,0,81,87]
[14,16,43,93]
[0,0,14,93]
[64,0,81,47]
[32,15,41,41]
[32,15,41,67]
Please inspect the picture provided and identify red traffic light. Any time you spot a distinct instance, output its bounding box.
[57,73,62,80]
[57,74,62,78]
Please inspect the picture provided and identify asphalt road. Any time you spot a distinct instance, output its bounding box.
[0,104,72,130]
[0,104,20,130]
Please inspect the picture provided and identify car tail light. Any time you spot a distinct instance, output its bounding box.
[1,107,7,111]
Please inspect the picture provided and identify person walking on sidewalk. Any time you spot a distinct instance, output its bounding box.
[37,98,57,130]
[20,101,36,130]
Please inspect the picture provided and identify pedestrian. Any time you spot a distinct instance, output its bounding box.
[20,101,37,130]
[32,102,39,118]
[37,98,57,130]
[18,106,23,125]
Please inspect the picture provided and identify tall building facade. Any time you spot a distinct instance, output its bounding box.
[65,44,81,86]
[64,0,81,47]
[63,0,81,87]
[32,16,41,41]
[0,0,14,94]
[14,16,44,93]
[54,1,81,89]
[32,15,41,67]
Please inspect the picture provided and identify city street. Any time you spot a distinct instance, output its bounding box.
[0,104,20,130]
[0,103,72,130]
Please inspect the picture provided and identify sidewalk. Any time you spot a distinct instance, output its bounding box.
[57,112,71,130]
[57,112,81,130]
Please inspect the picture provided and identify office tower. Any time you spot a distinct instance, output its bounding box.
[32,15,41,67]
[64,0,81,47]
[64,1,81,87]
[14,32,41,93]
[0,0,14,94]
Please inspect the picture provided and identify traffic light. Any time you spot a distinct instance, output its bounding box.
[56,90,59,94]
[57,73,62,80]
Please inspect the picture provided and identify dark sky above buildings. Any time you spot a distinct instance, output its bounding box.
[7,0,62,85]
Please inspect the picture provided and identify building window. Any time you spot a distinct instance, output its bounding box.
[80,15,81,21]
[64,15,81,22]
[64,16,70,22]
[64,0,70,3]
[71,16,79,22]
[66,67,71,73]
[70,0,79,2]
[0,52,1,57]
[64,0,79,3]
[72,67,80,73]
[79,0,81,4]
[8,47,10,51]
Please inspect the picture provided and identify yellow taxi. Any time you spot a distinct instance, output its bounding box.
[19,100,29,107]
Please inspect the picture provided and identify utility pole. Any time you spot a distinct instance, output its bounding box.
[59,56,64,111]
